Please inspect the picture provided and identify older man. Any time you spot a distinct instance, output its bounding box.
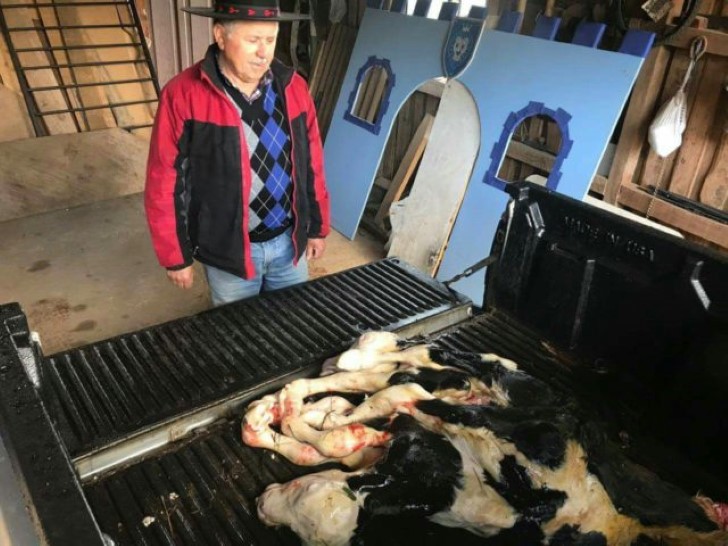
[145,0,329,306]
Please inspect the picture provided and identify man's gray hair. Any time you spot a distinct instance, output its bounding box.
[213,19,238,35]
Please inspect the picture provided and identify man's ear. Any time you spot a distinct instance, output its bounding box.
[213,23,225,50]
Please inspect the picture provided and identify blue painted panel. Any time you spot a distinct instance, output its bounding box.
[413,0,431,16]
[438,2,459,20]
[496,11,523,33]
[325,9,450,238]
[323,10,646,306]
[571,21,606,48]
[366,0,384,8]
[618,29,655,57]
[532,15,560,40]
[390,0,408,13]
[437,31,645,304]
[468,5,487,19]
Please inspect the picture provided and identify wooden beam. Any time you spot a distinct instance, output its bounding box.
[359,215,390,242]
[365,69,388,122]
[374,113,435,226]
[590,174,607,196]
[663,26,728,57]
[373,176,391,190]
[700,124,728,210]
[355,66,376,118]
[604,46,671,203]
[505,140,555,172]
[618,182,728,247]
[0,33,21,93]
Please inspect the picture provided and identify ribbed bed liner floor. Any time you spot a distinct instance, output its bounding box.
[42,259,467,458]
[84,312,727,545]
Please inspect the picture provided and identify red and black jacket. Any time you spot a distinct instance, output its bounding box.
[145,45,330,279]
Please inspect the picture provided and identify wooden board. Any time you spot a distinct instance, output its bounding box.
[0,85,34,142]
[0,128,150,222]
[355,66,375,117]
[506,139,556,172]
[374,113,434,226]
[700,126,728,210]
[663,25,728,57]
[387,81,480,276]
[365,68,389,122]
[589,174,607,196]
[373,90,440,184]
[314,24,341,101]
[619,182,728,247]
[0,32,21,92]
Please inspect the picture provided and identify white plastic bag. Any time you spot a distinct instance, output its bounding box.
[647,36,706,158]
[648,89,687,158]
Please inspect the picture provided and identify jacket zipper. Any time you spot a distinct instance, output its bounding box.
[278,79,300,263]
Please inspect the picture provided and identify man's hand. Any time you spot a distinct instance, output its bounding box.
[306,238,326,260]
[167,266,194,289]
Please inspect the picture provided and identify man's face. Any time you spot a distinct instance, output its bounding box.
[214,20,279,85]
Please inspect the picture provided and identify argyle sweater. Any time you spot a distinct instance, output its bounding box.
[218,65,293,242]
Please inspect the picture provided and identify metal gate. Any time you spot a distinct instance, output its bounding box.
[0,0,159,136]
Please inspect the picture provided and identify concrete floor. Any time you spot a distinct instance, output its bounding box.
[0,193,384,356]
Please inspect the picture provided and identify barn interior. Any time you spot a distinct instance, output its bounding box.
[0,0,727,544]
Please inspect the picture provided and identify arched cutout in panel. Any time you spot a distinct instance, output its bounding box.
[496,114,562,185]
[485,101,572,191]
[344,57,396,135]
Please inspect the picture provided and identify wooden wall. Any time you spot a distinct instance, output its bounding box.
[605,17,728,250]
[146,0,213,87]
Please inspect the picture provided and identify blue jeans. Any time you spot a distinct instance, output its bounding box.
[204,229,308,306]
